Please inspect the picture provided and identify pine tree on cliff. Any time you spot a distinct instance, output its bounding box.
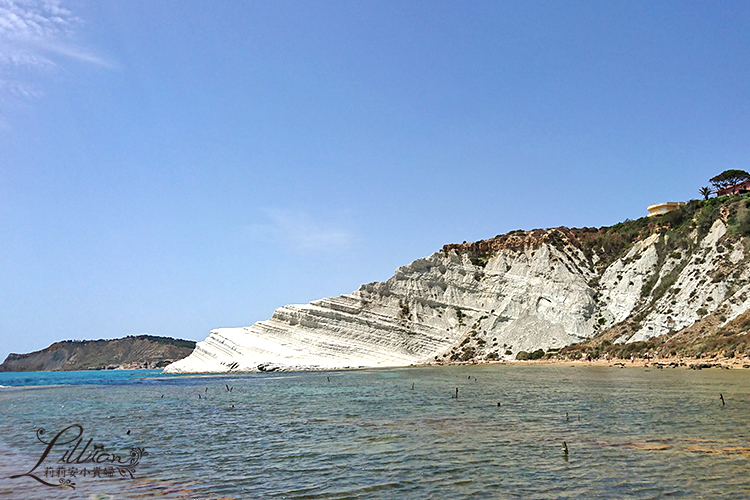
[710,169,750,191]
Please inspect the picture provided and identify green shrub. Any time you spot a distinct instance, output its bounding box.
[460,347,475,361]
[455,308,465,325]
[735,211,750,236]
[697,204,720,237]
[530,349,545,360]
[642,275,658,296]
[470,255,491,268]
[651,271,679,302]
[399,300,410,320]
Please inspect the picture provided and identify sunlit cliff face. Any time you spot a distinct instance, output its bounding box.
[166,203,750,373]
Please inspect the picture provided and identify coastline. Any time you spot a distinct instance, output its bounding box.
[157,353,750,374]
[156,355,750,375]
[426,354,750,370]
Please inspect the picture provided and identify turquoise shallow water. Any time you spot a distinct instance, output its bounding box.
[0,369,163,387]
[0,365,748,499]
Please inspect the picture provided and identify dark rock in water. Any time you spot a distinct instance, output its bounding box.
[257,363,280,372]
[689,363,721,370]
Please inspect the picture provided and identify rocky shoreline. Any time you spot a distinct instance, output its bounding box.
[427,355,750,370]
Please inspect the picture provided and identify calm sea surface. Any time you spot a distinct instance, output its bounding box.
[0,365,748,499]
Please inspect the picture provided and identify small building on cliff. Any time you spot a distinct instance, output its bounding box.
[647,202,685,217]
[715,179,750,196]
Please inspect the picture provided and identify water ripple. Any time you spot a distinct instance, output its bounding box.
[0,366,748,498]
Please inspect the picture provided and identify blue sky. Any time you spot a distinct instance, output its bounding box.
[1,0,749,361]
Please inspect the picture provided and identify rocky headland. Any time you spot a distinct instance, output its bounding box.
[165,196,750,373]
[0,335,196,372]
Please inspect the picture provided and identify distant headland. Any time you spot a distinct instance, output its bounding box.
[0,335,196,372]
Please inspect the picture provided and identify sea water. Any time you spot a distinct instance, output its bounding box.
[0,365,748,499]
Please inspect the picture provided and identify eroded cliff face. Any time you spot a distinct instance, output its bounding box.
[165,198,750,373]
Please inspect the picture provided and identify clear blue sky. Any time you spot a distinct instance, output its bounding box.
[1,1,748,360]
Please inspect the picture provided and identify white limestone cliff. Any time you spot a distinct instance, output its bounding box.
[165,206,750,373]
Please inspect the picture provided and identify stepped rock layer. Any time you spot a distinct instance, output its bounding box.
[165,197,750,373]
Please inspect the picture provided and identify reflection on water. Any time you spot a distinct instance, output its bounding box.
[0,365,748,499]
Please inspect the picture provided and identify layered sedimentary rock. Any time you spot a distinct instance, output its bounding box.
[165,198,750,373]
